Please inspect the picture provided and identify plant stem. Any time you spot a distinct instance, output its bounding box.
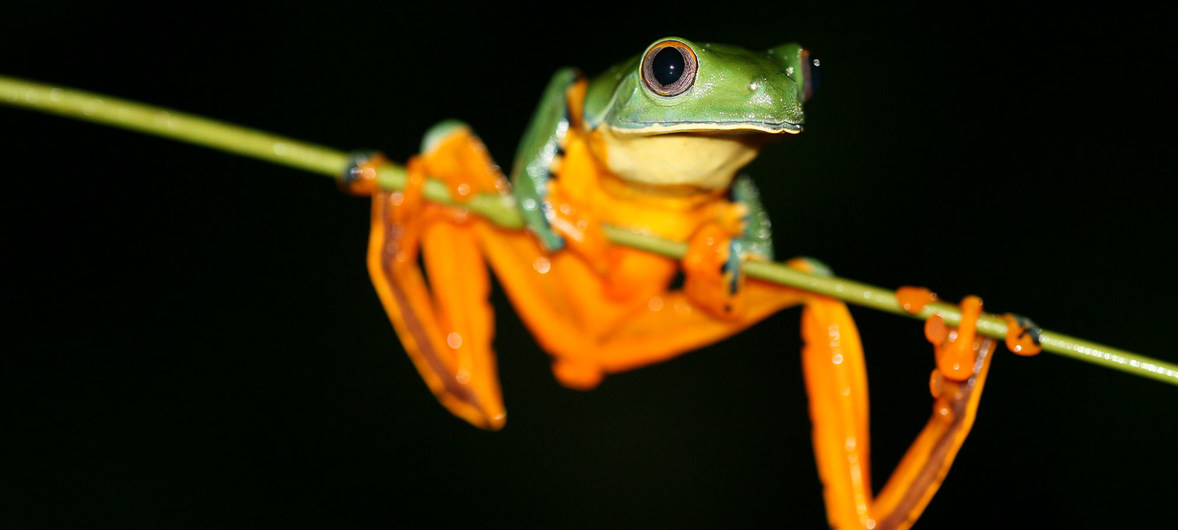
[3,74,1175,386]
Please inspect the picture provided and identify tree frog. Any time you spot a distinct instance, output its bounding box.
[342,37,994,530]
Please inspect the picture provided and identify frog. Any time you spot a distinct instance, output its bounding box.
[341,37,995,530]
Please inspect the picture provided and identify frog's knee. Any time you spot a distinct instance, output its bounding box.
[787,256,833,277]
[421,119,473,153]
[552,358,604,390]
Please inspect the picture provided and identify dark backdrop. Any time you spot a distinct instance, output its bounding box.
[3,4,1175,528]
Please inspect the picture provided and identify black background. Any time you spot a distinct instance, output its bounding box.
[3,4,1175,529]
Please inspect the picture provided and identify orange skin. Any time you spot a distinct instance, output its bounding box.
[896,286,938,314]
[350,101,999,530]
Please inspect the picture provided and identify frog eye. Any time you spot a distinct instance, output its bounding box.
[641,40,698,97]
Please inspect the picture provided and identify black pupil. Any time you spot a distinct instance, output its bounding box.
[651,47,685,86]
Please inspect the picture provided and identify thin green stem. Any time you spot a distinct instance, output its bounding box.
[3,74,1175,386]
[0,76,349,176]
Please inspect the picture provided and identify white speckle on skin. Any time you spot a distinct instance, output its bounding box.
[648,297,664,311]
[748,91,772,107]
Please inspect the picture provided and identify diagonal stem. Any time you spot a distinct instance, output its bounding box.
[3,74,1175,386]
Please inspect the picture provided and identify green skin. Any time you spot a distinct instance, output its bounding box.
[505,37,812,254]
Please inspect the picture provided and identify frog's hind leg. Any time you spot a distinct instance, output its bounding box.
[800,278,996,530]
[365,122,509,430]
[477,172,806,389]
[476,228,810,389]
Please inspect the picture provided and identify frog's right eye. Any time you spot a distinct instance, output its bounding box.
[641,40,698,97]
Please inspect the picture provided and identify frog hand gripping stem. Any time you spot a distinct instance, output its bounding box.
[344,38,997,529]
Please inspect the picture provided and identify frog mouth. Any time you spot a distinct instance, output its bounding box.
[617,120,803,135]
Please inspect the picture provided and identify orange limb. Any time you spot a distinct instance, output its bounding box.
[802,294,996,530]
[477,224,806,389]
[682,223,746,319]
[895,286,937,314]
[366,126,508,430]
[926,295,983,382]
[419,124,509,202]
[544,179,617,280]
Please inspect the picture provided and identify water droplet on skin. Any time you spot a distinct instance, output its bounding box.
[648,297,664,311]
[447,332,463,349]
[532,257,551,274]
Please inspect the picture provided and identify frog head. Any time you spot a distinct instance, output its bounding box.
[582,37,817,190]
[585,37,814,134]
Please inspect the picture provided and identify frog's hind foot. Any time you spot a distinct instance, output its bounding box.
[800,292,998,530]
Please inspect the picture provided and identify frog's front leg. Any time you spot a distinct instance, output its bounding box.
[800,274,996,530]
[359,122,509,430]
[681,175,775,319]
